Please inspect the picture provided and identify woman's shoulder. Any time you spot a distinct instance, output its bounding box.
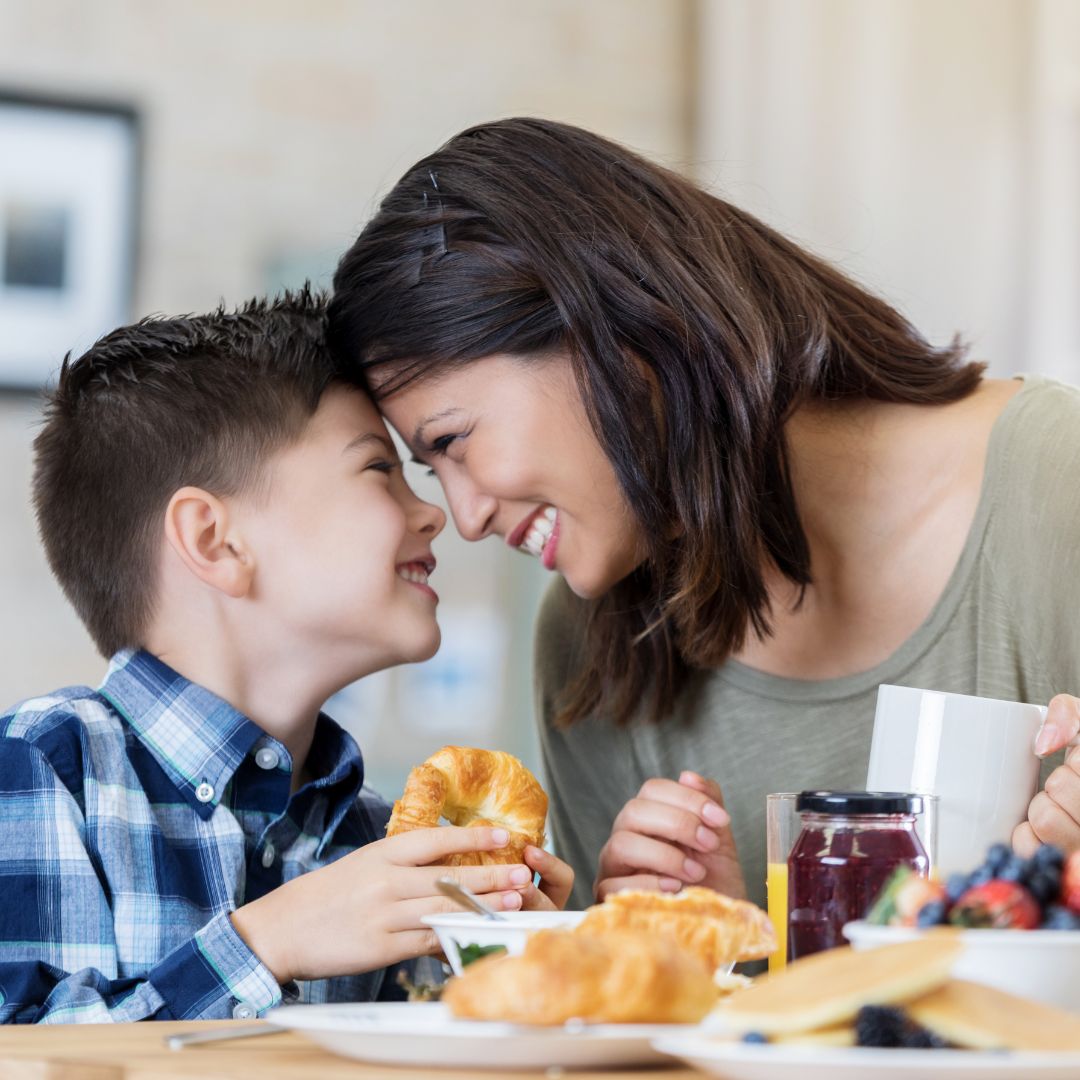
[992,374,1080,478]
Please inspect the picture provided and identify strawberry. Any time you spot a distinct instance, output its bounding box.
[867,867,946,927]
[949,880,1040,929]
[1061,851,1080,914]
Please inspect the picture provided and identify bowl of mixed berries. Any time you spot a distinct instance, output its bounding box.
[844,843,1080,1012]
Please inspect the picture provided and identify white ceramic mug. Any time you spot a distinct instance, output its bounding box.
[866,685,1046,876]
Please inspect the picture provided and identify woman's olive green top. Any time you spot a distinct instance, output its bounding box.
[535,375,1076,910]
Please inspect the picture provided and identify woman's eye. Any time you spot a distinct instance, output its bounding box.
[430,433,459,455]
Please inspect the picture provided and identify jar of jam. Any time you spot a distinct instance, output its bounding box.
[787,791,928,962]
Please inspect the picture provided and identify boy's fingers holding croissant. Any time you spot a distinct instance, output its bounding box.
[383,825,511,865]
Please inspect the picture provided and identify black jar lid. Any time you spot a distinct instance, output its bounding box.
[796,790,923,815]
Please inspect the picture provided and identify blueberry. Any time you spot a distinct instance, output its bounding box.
[945,873,970,903]
[1032,844,1065,872]
[997,853,1028,883]
[741,1031,769,1044]
[916,899,949,927]
[1027,868,1061,907]
[1042,905,1080,930]
[855,1006,908,1048]
[985,842,1012,874]
[967,864,994,888]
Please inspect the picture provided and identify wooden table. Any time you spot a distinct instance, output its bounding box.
[0,1020,697,1079]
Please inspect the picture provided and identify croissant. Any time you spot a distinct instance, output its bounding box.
[386,746,547,866]
[442,927,718,1024]
[578,886,777,969]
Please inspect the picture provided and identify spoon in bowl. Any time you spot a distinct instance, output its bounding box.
[436,876,507,921]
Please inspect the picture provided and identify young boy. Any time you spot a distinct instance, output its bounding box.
[0,290,571,1023]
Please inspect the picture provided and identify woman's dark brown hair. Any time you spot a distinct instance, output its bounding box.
[328,117,984,727]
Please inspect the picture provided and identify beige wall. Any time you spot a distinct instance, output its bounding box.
[1,1,1078,791]
[0,1,694,792]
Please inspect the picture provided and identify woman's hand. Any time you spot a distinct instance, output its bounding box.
[593,771,746,901]
[518,845,575,910]
[1013,694,1080,857]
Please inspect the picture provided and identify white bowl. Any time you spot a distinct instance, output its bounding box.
[843,919,1080,1012]
[422,910,587,975]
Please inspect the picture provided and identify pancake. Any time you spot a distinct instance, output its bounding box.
[906,979,1080,1052]
[711,934,962,1035]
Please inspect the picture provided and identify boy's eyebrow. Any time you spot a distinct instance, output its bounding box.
[342,432,398,458]
[412,408,464,449]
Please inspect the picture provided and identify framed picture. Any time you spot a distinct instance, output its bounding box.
[0,90,139,389]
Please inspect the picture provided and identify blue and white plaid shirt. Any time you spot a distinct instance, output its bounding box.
[0,648,408,1023]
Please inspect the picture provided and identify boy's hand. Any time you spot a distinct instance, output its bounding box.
[594,771,746,901]
[231,826,533,985]
[518,845,575,910]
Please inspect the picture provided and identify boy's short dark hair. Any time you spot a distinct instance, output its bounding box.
[33,286,343,658]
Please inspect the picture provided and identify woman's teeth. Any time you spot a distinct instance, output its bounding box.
[397,564,430,585]
[521,506,557,557]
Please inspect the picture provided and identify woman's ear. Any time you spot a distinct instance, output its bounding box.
[163,486,254,599]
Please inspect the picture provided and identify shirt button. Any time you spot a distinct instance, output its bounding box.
[261,843,276,869]
[232,1002,256,1020]
[195,782,215,803]
[254,747,280,771]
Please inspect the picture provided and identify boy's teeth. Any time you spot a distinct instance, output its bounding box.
[398,565,429,584]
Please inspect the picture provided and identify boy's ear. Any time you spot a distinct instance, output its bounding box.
[163,486,254,599]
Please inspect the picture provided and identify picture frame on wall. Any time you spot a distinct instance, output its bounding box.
[0,90,139,390]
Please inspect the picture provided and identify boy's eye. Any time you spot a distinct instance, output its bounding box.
[366,458,401,475]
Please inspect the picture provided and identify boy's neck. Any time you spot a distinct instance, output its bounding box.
[143,633,335,795]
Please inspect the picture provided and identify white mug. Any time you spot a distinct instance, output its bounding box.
[866,685,1046,877]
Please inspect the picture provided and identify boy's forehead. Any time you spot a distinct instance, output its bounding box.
[315,384,391,442]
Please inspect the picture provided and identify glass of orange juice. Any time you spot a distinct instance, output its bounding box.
[766,793,799,972]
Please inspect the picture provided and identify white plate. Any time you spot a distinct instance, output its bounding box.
[652,1035,1080,1080]
[269,1001,698,1070]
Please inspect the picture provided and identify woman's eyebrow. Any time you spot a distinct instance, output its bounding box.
[342,432,398,457]
[412,408,464,448]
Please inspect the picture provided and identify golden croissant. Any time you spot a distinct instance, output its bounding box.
[578,886,777,968]
[386,745,547,866]
[443,927,718,1024]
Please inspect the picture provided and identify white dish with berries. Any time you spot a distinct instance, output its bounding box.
[843,920,1080,1012]
[845,843,1080,1012]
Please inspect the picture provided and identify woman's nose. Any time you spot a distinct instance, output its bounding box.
[443,475,498,542]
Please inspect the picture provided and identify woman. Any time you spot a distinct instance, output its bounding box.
[327,117,1080,910]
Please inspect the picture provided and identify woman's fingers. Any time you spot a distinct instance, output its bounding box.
[523,845,574,909]
[611,795,724,854]
[1035,694,1080,757]
[599,828,708,883]
[631,776,730,829]
[594,874,683,902]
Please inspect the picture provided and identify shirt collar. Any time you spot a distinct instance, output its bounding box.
[99,649,267,820]
[99,650,367,838]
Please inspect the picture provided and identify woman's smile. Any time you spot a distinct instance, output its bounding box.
[377,353,645,599]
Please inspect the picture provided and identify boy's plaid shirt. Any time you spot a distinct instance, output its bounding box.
[0,649,408,1023]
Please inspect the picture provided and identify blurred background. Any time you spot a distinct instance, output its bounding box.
[1,0,1077,798]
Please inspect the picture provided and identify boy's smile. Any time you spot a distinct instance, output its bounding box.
[235,384,446,682]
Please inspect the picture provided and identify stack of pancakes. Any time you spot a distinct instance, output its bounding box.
[712,931,1080,1051]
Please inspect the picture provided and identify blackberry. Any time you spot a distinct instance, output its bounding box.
[915,899,949,927]
[1027,868,1061,907]
[901,1025,950,1049]
[1032,844,1065,872]
[855,1005,908,1048]
[985,842,1012,875]
[1043,905,1080,930]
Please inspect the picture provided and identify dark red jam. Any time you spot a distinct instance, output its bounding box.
[787,791,928,962]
